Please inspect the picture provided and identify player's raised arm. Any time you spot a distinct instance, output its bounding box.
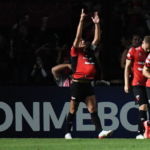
[92,12,101,46]
[124,59,132,93]
[73,9,87,48]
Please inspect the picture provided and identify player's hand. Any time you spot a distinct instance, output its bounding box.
[91,12,100,24]
[80,9,87,21]
[124,85,130,93]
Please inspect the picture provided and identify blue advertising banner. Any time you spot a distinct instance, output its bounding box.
[0,86,147,138]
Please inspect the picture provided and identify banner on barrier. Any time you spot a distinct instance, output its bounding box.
[0,86,146,138]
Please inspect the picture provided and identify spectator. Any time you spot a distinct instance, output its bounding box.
[127,0,147,38]
[9,15,31,84]
[141,0,150,34]
[31,56,48,85]
[51,40,72,87]
[32,17,49,51]
[51,64,72,87]
[34,42,58,85]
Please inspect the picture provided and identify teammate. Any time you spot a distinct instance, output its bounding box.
[65,9,113,139]
[124,36,150,139]
[121,34,141,85]
[121,34,141,69]
[142,44,150,138]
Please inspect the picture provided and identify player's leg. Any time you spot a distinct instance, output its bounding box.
[65,100,79,139]
[138,104,148,139]
[133,86,148,139]
[65,81,81,139]
[83,83,103,133]
[85,95,113,138]
[139,104,148,128]
[85,95,102,132]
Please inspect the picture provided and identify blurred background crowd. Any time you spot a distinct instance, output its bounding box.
[0,0,150,86]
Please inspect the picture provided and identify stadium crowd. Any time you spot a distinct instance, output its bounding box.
[0,0,150,86]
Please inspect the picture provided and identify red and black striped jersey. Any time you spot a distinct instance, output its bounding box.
[70,46,96,80]
[127,46,147,86]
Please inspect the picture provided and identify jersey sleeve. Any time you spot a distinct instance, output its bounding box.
[126,47,134,60]
[70,46,80,57]
[145,54,150,68]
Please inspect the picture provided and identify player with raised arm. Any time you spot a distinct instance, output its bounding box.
[65,9,113,139]
[125,36,150,139]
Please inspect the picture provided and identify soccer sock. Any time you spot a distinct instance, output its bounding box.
[138,114,143,134]
[139,110,147,133]
[91,111,102,133]
[66,112,75,133]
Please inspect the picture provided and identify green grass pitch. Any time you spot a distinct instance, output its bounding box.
[0,138,150,150]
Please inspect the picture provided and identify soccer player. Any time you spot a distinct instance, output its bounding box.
[124,36,150,139]
[121,34,141,69]
[65,9,113,139]
[142,46,150,139]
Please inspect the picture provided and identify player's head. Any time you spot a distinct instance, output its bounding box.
[79,38,87,50]
[131,34,141,47]
[142,36,150,53]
